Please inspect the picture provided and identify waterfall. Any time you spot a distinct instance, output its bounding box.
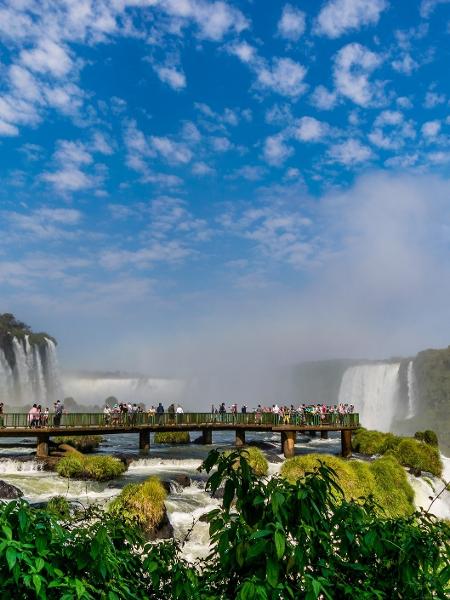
[44,338,62,402]
[406,360,418,419]
[338,363,401,432]
[0,349,14,401]
[0,337,62,405]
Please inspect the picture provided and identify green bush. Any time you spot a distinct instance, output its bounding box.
[55,455,84,479]
[388,438,443,477]
[56,454,126,481]
[225,447,269,477]
[280,453,415,517]
[154,431,190,444]
[53,435,103,453]
[46,496,70,520]
[352,429,400,455]
[353,429,443,477]
[109,476,167,536]
[414,430,439,447]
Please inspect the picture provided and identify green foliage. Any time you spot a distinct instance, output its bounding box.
[46,497,71,520]
[388,438,443,477]
[415,430,439,447]
[108,477,167,536]
[0,313,55,345]
[154,431,190,444]
[0,500,198,599]
[0,450,449,599]
[55,455,84,479]
[200,449,450,599]
[354,429,443,477]
[225,447,269,477]
[352,428,401,454]
[56,455,126,481]
[53,435,104,453]
[280,453,414,517]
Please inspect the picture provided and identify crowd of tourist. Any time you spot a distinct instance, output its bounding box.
[27,400,63,428]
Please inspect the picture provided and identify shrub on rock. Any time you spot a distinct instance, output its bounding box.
[46,496,71,519]
[414,430,438,447]
[56,454,126,481]
[53,435,103,453]
[108,476,168,538]
[154,431,190,444]
[225,447,269,477]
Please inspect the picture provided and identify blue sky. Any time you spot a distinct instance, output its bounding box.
[1,0,450,374]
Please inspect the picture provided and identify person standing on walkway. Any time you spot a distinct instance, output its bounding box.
[156,402,164,425]
[53,400,63,427]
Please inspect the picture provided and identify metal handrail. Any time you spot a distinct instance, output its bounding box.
[0,412,360,429]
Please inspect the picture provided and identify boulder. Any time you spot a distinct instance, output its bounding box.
[148,507,174,541]
[174,473,191,488]
[0,480,23,499]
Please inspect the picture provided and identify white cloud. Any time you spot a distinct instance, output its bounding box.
[421,120,441,138]
[154,65,187,90]
[424,90,446,108]
[210,136,233,152]
[420,0,450,18]
[333,43,383,107]
[328,139,373,165]
[4,207,82,240]
[368,111,415,150]
[392,53,419,75]
[231,165,266,181]
[294,116,329,142]
[263,134,293,166]
[316,0,387,38]
[256,57,307,98]
[310,85,337,110]
[228,41,257,64]
[277,4,306,41]
[150,136,192,164]
[192,161,215,175]
[0,119,19,136]
[20,39,73,78]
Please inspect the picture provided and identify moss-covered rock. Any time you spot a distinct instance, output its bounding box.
[108,476,169,538]
[225,447,269,477]
[280,453,415,517]
[414,430,438,447]
[56,454,126,481]
[387,438,442,477]
[53,436,103,453]
[353,429,443,478]
[154,431,190,444]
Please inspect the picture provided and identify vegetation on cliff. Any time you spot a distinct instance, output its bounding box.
[154,432,190,444]
[108,476,167,537]
[353,429,443,477]
[56,454,126,481]
[0,313,55,346]
[0,449,449,599]
[280,453,414,517]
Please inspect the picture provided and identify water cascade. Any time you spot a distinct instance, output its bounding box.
[406,360,418,419]
[0,337,62,405]
[338,363,401,431]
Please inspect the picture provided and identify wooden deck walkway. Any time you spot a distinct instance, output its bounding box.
[0,412,360,458]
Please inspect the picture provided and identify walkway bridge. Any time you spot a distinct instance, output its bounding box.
[0,412,360,459]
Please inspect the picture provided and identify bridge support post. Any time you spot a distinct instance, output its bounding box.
[202,429,212,445]
[341,429,352,458]
[320,430,329,440]
[235,429,245,447]
[139,430,150,454]
[281,431,296,458]
[36,434,49,458]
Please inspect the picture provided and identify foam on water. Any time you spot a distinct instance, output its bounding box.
[0,459,43,473]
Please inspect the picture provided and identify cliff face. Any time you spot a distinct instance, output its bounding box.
[0,313,55,372]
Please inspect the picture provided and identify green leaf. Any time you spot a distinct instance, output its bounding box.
[35,557,45,572]
[32,574,42,595]
[6,546,17,570]
[274,531,285,559]
[266,558,279,588]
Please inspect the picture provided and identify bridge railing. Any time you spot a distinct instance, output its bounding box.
[0,411,359,429]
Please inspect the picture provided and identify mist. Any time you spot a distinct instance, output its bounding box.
[49,171,450,409]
